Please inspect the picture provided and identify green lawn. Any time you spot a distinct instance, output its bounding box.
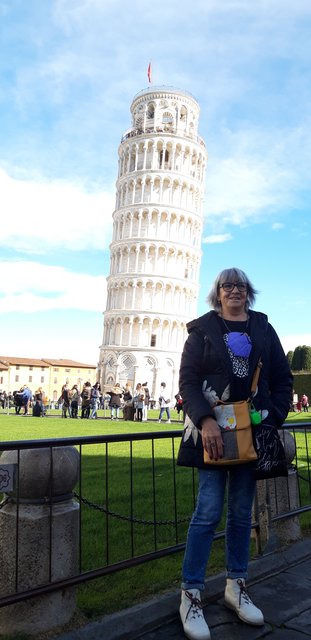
[0,410,200,620]
[0,409,310,628]
[0,407,183,439]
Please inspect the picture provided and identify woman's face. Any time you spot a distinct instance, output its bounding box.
[218,280,248,316]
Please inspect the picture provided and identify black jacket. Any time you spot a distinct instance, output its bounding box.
[177,310,293,469]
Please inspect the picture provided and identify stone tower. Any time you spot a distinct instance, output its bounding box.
[99,86,207,400]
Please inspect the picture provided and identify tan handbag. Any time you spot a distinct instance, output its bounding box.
[203,361,262,466]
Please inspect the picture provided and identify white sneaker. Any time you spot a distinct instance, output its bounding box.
[179,589,210,640]
[224,578,264,626]
[166,420,171,423]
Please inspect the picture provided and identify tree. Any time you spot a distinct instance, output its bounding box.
[287,350,294,368]
[301,345,311,371]
[292,346,303,371]
[291,345,311,371]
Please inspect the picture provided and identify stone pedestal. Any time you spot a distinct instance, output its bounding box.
[0,446,80,634]
[253,430,302,552]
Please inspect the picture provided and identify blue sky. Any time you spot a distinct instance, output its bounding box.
[1,0,310,364]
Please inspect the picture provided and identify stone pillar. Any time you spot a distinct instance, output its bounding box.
[0,446,80,635]
[254,430,301,552]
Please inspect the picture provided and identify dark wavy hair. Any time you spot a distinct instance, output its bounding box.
[206,267,258,313]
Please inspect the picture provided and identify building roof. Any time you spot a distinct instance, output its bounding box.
[0,356,48,367]
[0,356,96,369]
[42,358,96,368]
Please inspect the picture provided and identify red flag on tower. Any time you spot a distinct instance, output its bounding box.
[147,62,152,84]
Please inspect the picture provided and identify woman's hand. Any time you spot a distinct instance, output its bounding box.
[201,417,223,460]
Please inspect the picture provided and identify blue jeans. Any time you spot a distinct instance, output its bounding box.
[90,399,98,419]
[159,407,171,421]
[111,405,120,419]
[182,465,256,591]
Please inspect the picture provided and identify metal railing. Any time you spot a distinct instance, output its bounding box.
[0,422,310,608]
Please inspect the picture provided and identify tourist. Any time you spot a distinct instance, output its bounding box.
[61,383,71,418]
[142,382,150,421]
[123,383,134,420]
[175,392,184,422]
[158,382,171,423]
[301,393,309,412]
[81,382,92,419]
[90,382,101,419]
[33,387,44,417]
[177,267,293,640]
[70,384,80,418]
[107,383,123,420]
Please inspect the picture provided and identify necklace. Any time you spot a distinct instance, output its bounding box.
[221,316,252,358]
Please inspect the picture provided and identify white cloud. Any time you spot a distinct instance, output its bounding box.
[204,124,310,228]
[202,233,232,244]
[272,222,284,230]
[0,261,107,313]
[0,169,114,253]
[205,156,291,226]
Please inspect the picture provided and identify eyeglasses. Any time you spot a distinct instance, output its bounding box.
[219,282,248,292]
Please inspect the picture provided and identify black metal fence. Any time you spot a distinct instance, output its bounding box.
[0,422,310,608]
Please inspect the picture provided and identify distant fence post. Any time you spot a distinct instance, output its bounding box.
[253,430,301,552]
[0,446,80,635]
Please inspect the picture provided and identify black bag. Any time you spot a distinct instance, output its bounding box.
[253,424,288,480]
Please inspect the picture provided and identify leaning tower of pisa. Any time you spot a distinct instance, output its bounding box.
[99,86,207,400]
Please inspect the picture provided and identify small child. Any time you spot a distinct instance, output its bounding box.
[135,394,144,422]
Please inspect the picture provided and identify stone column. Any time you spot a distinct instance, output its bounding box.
[0,446,80,634]
[253,430,301,552]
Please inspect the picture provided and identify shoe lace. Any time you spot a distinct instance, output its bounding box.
[236,579,253,606]
[184,590,203,621]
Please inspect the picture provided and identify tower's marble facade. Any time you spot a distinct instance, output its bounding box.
[99,86,207,400]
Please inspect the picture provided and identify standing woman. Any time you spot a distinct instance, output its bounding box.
[90,382,101,419]
[142,383,150,421]
[70,385,80,419]
[107,383,123,420]
[81,382,92,419]
[61,383,71,419]
[177,267,293,640]
[33,387,44,417]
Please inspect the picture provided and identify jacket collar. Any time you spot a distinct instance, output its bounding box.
[187,309,268,388]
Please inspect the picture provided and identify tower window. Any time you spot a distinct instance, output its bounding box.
[180,107,187,122]
[159,149,169,168]
[162,112,173,125]
[150,334,157,347]
[147,104,155,119]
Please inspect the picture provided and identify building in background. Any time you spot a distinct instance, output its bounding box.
[0,357,96,402]
[98,86,207,400]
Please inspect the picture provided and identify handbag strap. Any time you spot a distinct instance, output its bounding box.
[250,358,263,398]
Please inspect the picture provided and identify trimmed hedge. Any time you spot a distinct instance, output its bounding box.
[292,372,311,400]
